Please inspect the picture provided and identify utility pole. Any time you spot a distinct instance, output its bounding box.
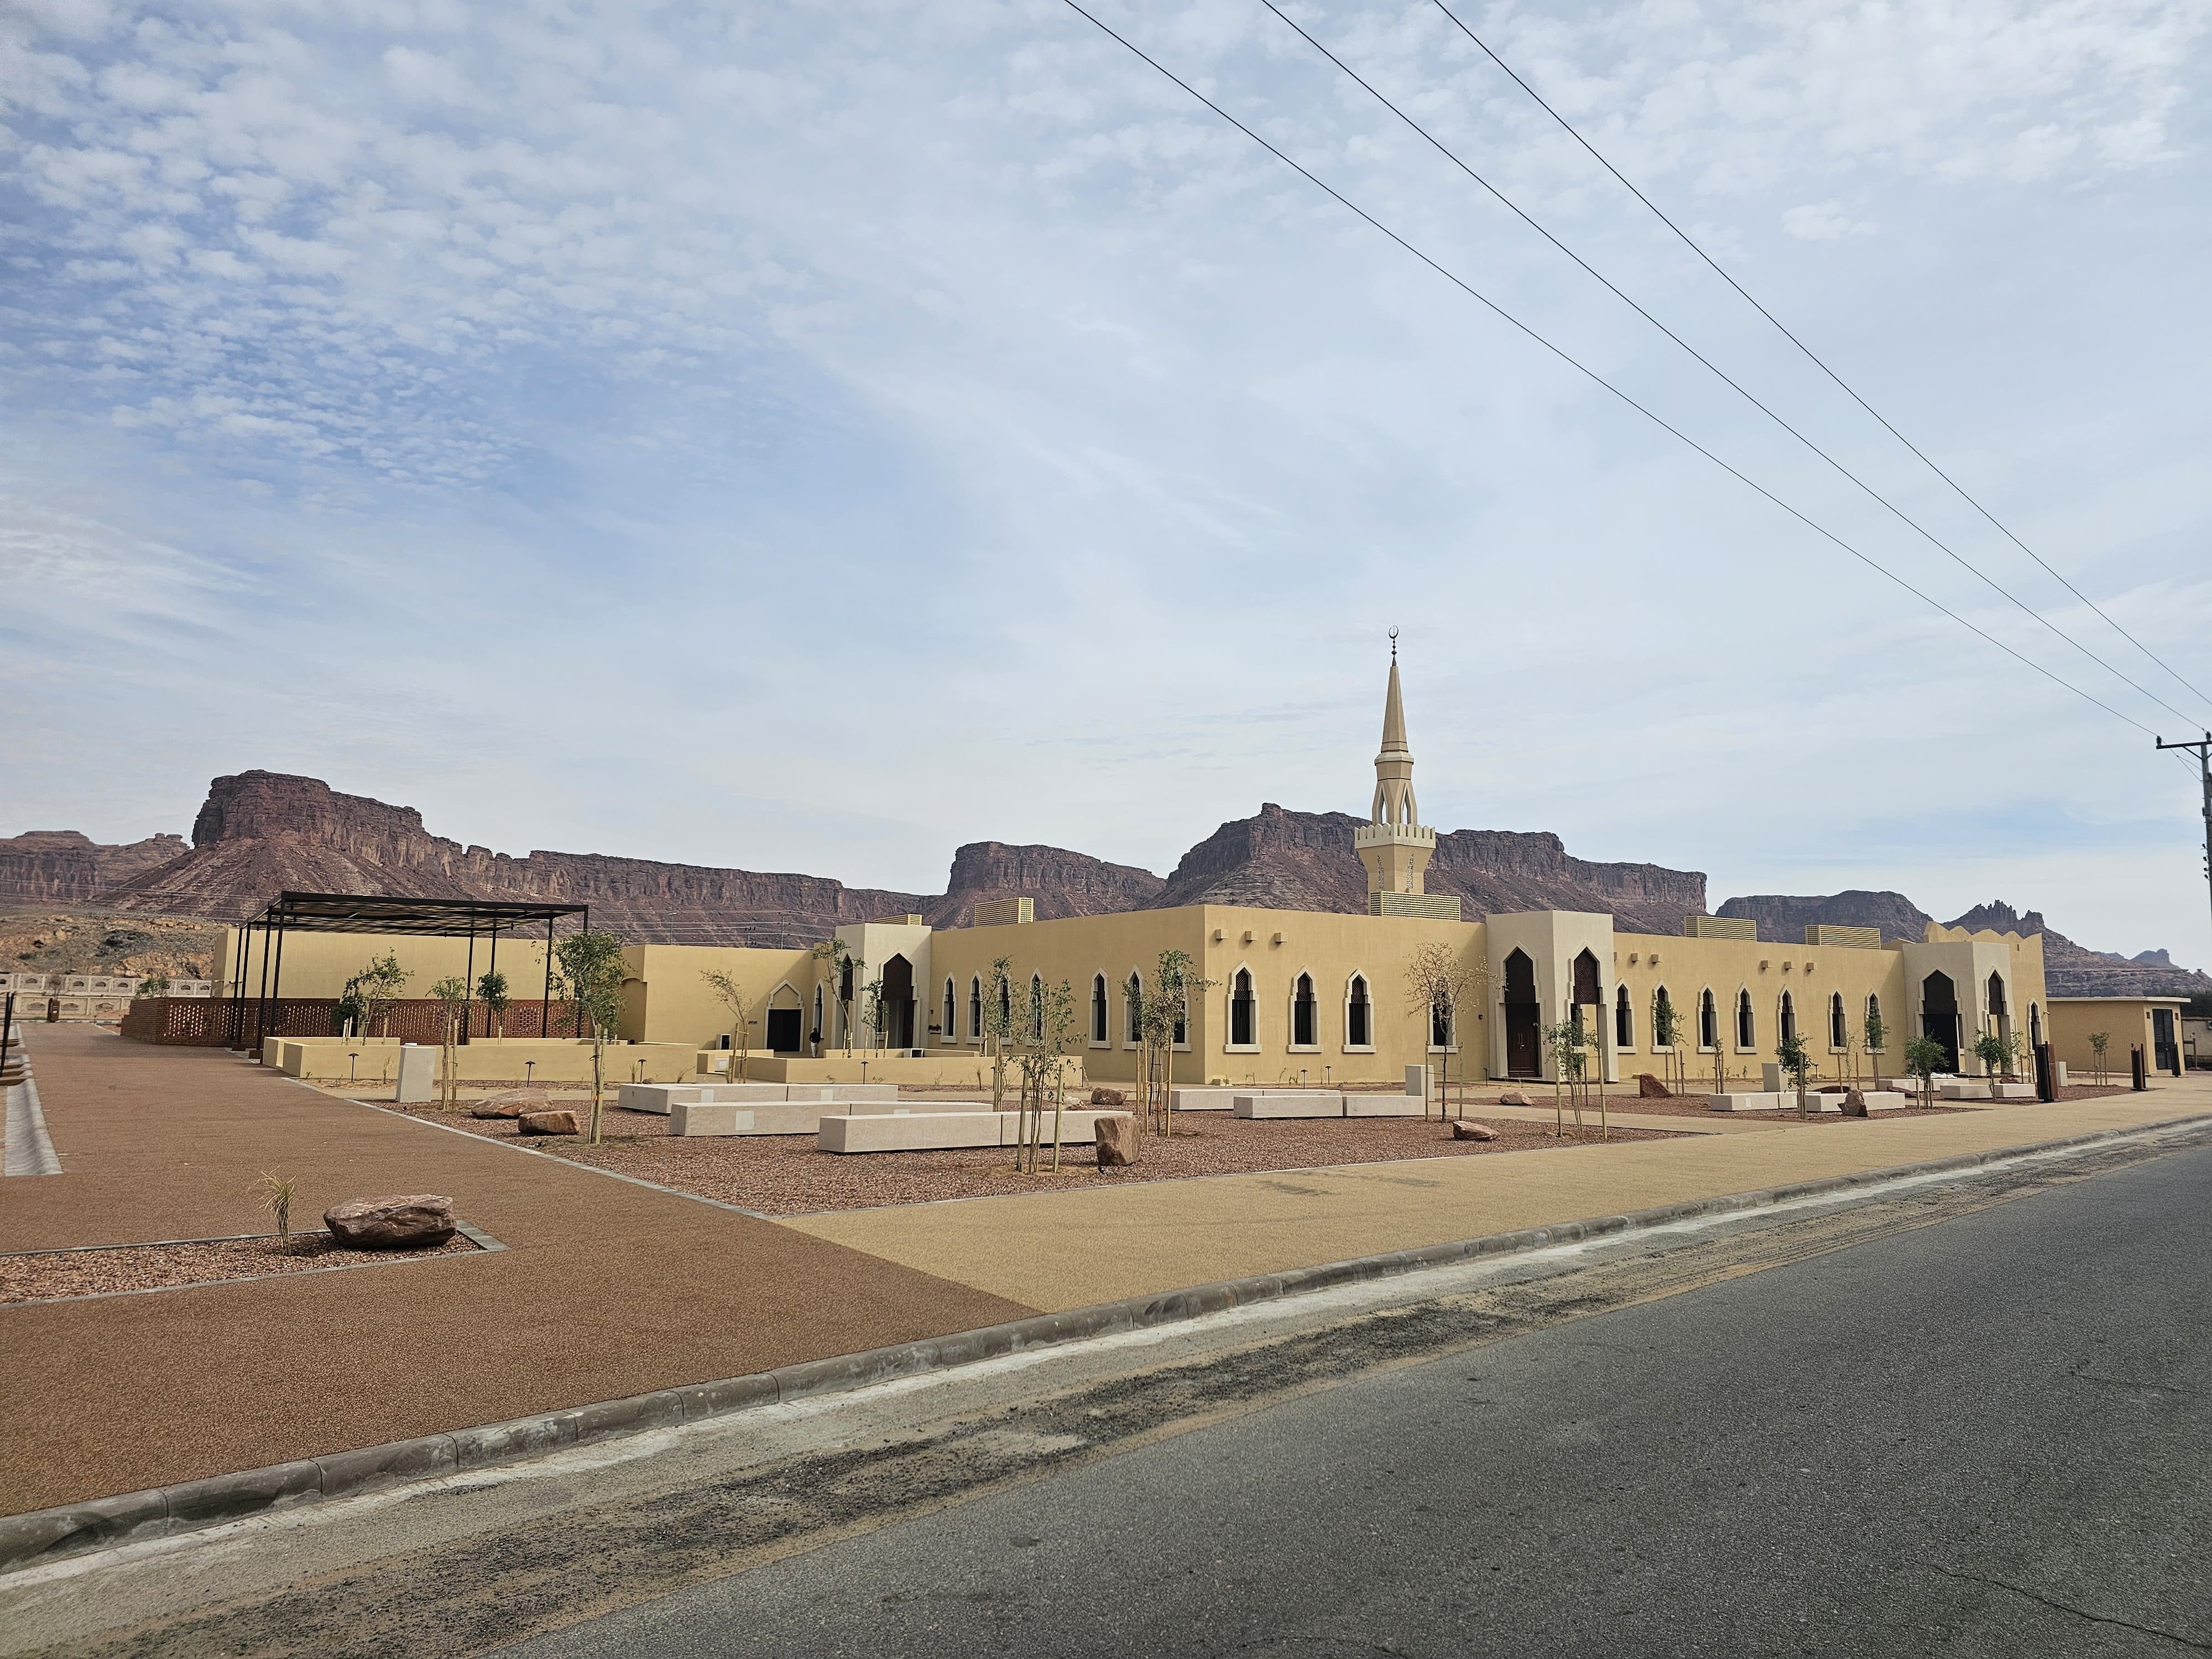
[2156,731,2212,949]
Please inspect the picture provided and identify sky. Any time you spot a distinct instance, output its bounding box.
[3,0,2209,966]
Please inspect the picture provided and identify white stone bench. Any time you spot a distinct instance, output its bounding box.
[1344,1093,1426,1118]
[671,1099,995,1137]
[1169,1088,1241,1112]
[1233,1091,1345,1119]
[1937,1081,2038,1102]
[817,1109,1126,1154]
[622,1081,910,1115]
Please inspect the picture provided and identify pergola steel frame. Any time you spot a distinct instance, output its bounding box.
[229,893,592,1051]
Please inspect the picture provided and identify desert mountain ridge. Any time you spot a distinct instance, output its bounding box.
[2,771,2203,999]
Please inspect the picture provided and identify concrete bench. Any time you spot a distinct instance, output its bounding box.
[1345,1093,1426,1118]
[1169,1088,1241,1112]
[1937,1081,2038,1102]
[671,1099,995,1137]
[817,1110,1126,1154]
[623,1082,911,1115]
[1233,1091,1345,1119]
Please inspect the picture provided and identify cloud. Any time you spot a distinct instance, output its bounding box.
[1780,199,1874,239]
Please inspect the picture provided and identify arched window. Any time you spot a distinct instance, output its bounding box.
[968,975,983,1041]
[1347,974,1371,1047]
[1230,968,1256,1047]
[1987,972,2008,1018]
[1126,972,1142,1044]
[1172,988,1187,1046]
[1030,973,1044,1041]
[998,974,1010,1031]
[1780,990,1797,1044]
[2029,1002,2042,1049]
[1615,983,1633,1048]
[1652,985,1674,1048]
[1431,994,1453,1049]
[1829,992,1847,1049]
[1091,974,1108,1044]
[1292,973,1317,1047]
[1699,988,1719,1050]
[1866,993,1884,1049]
[1736,989,1755,1050]
[812,985,825,1049]
[942,977,955,1038]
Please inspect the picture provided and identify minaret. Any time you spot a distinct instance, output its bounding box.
[1355,635,1455,917]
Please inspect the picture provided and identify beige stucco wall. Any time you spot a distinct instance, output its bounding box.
[221,927,556,1005]
[2046,997,2185,1075]
[618,943,827,1051]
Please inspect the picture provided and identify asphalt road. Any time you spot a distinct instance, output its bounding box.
[497,1139,2212,1659]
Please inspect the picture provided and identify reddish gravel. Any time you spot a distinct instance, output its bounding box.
[396,1108,1685,1215]
[0,1231,480,1305]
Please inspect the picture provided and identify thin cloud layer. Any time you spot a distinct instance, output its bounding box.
[2,0,2208,962]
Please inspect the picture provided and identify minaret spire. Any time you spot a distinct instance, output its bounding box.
[1354,637,1453,917]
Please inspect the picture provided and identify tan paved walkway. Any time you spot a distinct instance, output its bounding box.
[785,1077,2212,1312]
[0,1028,1035,1515]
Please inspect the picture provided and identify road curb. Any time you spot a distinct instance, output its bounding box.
[6,1109,2207,1574]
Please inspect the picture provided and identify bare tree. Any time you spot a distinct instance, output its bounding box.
[700,969,752,1081]
[554,930,627,1145]
[1405,943,1484,1119]
[430,976,470,1109]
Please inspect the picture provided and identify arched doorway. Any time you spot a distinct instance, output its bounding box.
[880,953,915,1050]
[766,983,802,1054]
[1504,949,1539,1078]
[1922,972,1960,1072]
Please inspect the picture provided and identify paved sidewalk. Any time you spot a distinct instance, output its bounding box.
[0,1028,1036,1516]
[784,1077,2212,1312]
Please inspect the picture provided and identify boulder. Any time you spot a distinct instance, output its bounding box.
[1089,1087,1127,1108]
[471,1090,551,1120]
[1498,1089,1533,1108]
[1636,1073,1671,1099]
[1451,1119,1498,1141]
[1841,1089,1869,1119]
[1094,1113,1138,1168]
[324,1194,456,1250]
[517,1109,580,1136]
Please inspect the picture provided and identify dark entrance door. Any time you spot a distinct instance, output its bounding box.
[1921,972,1960,1072]
[2153,1008,2180,1075]
[881,954,915,1051]
[1504,949,1540,1079]
[766,1006,801,1053]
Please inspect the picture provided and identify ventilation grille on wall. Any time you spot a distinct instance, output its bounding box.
[1369,892,1463,921]
[1682,915,1757,941]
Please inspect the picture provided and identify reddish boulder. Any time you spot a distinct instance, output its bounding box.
[472,1090,551,1120]
[1636,1073,1671,1099]
[1094,1113,1138,1168]
[1451,1120,1499,1141]
[324,1194,456,1250]
[1089,1087,1127,1107]
[1498,1089,1534,1108]
[517,1109,580,1136]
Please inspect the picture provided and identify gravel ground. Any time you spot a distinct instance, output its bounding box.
[0,1230,480,1305]
[374,1109,1684,1216]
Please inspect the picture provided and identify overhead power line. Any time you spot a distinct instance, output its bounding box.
[1257,0,2207,734]
[1424,0,2212,723]
[1054,0,2167,743]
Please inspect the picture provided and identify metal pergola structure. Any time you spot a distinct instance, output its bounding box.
[228,893,592,1051]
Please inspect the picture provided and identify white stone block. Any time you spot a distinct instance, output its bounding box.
[1936,1080,2037,1102]
[1346,1093,1427,1117]
[395,1044,436,1104]
[1761,1063,1786,1093]
[1169,1088,1240,1112]
[671,1102,755,1136]
[618,1082,706,1115]
[1233,1092,1345,1119]
[1705,1092,1786,1112]
[2055,1061,2069,1086]
[1405,1064,1433,1100]
[817,1109,1121,1152]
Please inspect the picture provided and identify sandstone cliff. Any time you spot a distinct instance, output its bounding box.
[1715,890,1935,945]
[1157,803,1707,935]
[0,830,190,905]
[1944,900,2212,999]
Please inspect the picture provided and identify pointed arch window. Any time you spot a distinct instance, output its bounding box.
[1699,988,1719,1050]
[1292,973,1317,1048]
[1866,993,1884,1050]
[1091,974,1109,1045]
[998,974,1011,1032]
[1430,995,1454,1050]
[1779,991,1797,1045]
[1615,983,1633,1048]
[1829,992,1847,1050]
[1652,985,1675,1050]
[1736,989,1756,1050]
[812,986,825,1051]
[942,977,956,1039]
[1229,968,1256,1048]
[1126,972,1142,1046]
[1172,987,1187,1046]
[1347,974,1372,1048]
[1030,973,1044,1041]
